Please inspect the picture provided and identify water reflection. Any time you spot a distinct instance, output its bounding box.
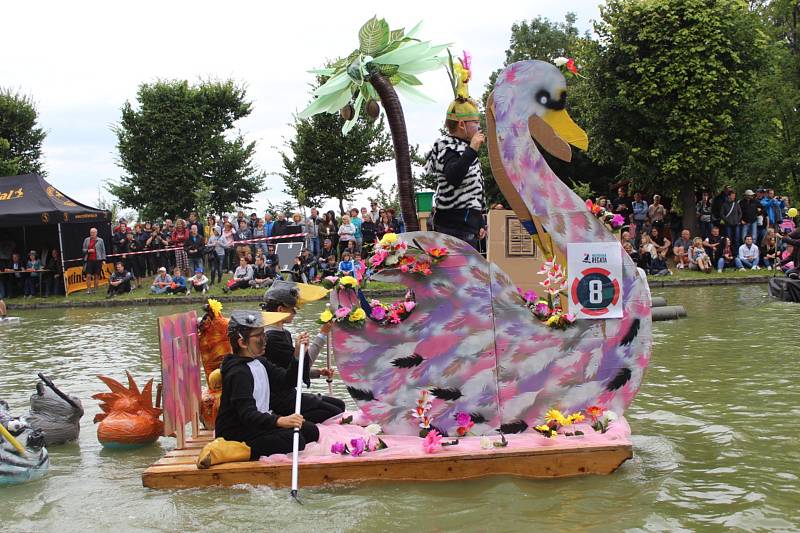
[0,286,798,532]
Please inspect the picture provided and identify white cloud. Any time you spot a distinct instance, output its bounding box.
[2,0,600,215]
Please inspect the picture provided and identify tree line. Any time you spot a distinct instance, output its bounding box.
[1,0,797,225]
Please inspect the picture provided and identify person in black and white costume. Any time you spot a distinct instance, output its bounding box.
[426,56,486,250]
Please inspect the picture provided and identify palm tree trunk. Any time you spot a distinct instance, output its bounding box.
[367,69,420,232]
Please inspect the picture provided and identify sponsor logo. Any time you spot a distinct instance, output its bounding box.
[46,186,77,207]
[41,212,50,223]
[0,188,24,201]
[581,252,608,264]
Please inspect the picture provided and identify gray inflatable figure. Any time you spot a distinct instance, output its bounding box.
[26,375,84,446]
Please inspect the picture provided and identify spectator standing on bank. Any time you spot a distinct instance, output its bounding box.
[206,227,226,286]
[272,212,289,238]
[761,189,785,229]
[631,192,648,241]
[360,213,377,255]
[646,195,667,234]
[185,224,205,275]
[263,212,275,237]
[349,208,363,251]
[221,220,236,272]
[721,190,743,249]
[146,224,166,273]
[319,212,338,250]
[252,219,268,256]
[111,219,128,255]
[370,202,380,224]
[235,219,252,261]
[82,227,106,294]
[377,212,397,240]
[44,248,64,297]
[711,185,732,228]
[611,187,633,225]
[696,191,713,240]
[305,208,322,257]
[739,189,760,245]
[123,230,143,289]
[171,219,190,275]
[23,250,42,298]
[338,214,356,256]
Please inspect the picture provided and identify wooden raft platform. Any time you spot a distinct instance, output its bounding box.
[142,430,632,490]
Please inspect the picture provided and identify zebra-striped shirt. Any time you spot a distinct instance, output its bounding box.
[426,135,486,212]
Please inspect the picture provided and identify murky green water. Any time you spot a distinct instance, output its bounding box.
[1,285,798,532]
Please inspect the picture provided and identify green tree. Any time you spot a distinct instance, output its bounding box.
[480,14,613,206]
[278,110,392,215]
[110,79,265,221]
[580,0,768,227]
[0,89,46,176]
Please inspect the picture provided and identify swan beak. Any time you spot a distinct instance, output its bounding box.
[542,108,588,152]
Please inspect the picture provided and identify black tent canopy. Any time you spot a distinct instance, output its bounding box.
[0,175,111,291]
[0,174,109,227]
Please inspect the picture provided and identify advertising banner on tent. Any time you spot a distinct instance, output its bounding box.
[64,262,114,295]
[567,242,623,319]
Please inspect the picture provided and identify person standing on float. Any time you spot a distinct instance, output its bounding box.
[426,53,486,250]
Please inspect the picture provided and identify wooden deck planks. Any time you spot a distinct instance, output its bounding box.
[143,438,632,490]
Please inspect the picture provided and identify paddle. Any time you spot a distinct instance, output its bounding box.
[37,373,81,411]
[325,303,333,396]
[290,343,306,503]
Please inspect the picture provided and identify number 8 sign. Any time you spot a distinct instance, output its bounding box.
[567,242,624,319]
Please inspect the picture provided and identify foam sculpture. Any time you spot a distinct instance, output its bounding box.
[26,375,84,445]
[0,400,49,485]
[93,372,163,448]
[329,60,652,436]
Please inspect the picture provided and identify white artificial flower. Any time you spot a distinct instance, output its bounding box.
[385,254,399,266]
[365,423,382,436]
[553,57,568,67]
[605,410,618,422]
[480,436,493,450]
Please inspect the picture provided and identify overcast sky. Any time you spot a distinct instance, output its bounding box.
[2,0,601,216]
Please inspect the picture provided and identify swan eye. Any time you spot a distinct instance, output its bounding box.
[539,96,548,105]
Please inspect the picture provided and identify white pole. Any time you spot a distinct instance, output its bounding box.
[325,303,333,396]
[290,343,306,500]
[57,223,68,295]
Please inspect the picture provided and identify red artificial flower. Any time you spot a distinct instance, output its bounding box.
[566,58,578,74]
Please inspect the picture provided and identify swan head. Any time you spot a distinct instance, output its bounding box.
[493,60,588,161]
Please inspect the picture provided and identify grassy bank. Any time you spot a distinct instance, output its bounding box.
[4,274,405,309]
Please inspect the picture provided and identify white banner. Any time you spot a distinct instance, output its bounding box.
[567,242,624,319]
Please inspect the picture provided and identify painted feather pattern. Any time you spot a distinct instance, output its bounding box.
[329,60,652,437]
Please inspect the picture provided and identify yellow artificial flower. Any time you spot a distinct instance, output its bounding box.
[349,307,366,322]
[545,409,566,426]
[380,232,398,245]
[567,412,585,424]
[207,298,223,317]
[546,315,560,327]
[339,276,358,288]
[534,424,556,438]
[319,309,333,323]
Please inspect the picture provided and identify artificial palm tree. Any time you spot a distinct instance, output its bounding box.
[298,17,449,232]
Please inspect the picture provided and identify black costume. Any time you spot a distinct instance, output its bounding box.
[215,353,318,459]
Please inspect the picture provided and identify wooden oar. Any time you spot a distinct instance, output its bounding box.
[290,343,306,503]
[325,304,333,396]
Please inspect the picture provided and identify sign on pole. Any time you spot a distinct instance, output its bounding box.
[567,242,623,319]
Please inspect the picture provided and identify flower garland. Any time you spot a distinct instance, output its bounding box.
[368,291,416,325]
[585,199,626,232]
[519,258,576,329]
[369,233,449,276]
[330,424,388,457]
[411,389,434,437]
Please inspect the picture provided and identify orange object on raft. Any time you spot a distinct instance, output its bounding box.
[198,301,230,429]
[93,372,163,449]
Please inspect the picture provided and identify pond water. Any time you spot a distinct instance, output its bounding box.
[0,285,798,532]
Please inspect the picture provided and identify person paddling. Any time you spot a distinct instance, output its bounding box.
[212,310,319,462]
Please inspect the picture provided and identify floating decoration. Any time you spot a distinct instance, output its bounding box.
[0,400,49,485]
[26,374,84,445]
[93,372,163,449]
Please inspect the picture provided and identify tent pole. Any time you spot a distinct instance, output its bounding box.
[57,223,68,295]
[23,226,27,252]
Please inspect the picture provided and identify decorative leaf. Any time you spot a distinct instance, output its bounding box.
[399,57,448,75]
[394,83,436,104]
[389,28,405,41]
[341,92,364,135]
[313,72,352,96]
[469,412,487,424]
[619,318,640,346]
[391,354,424,368]
[379,64,400,77]
[373,40,447,66]
[405,20,423,40]
[308,68,336,76]
[358,16,390,56]
[398,73,423,86]
[389,74,402,85]
[298,89,351,119]
[347,57,364,84]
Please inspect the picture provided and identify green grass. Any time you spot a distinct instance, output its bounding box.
[5,274,406,307]
[646,266,775,281]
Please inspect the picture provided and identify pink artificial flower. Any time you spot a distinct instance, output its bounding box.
[367,437,378,452]
[371,306,386,321]
[370,299,381,307]
[335,307,350,319]
[388,311,401,324]
[370,250,388,267]
[400,264,409,273]
[523,290,538,303]
[422,429,443,454]
[330,441,346,454]
[455,412,472,427]
[564,313,576,323]
[325,276,339,284]
[611,214,625,228]
[403,301,416,312]
[534,302,550,316]
[456,421,474,437]
[350,437,366,457]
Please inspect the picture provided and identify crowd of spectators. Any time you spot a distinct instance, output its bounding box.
[607,186,799,277]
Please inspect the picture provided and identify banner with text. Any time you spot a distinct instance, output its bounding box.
[567,242,623,319]
[64,262,115,295]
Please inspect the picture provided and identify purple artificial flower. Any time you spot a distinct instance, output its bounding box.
[330,441,346,454]
[611,214,625,228]
[371,306,387,321]
[350,437,366,457]
[523,289,538,303]
[335,306,350,319]
[534,301,550,316]
[455,411,472,427]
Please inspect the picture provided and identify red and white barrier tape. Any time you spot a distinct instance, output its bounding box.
[63,233,307,263]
